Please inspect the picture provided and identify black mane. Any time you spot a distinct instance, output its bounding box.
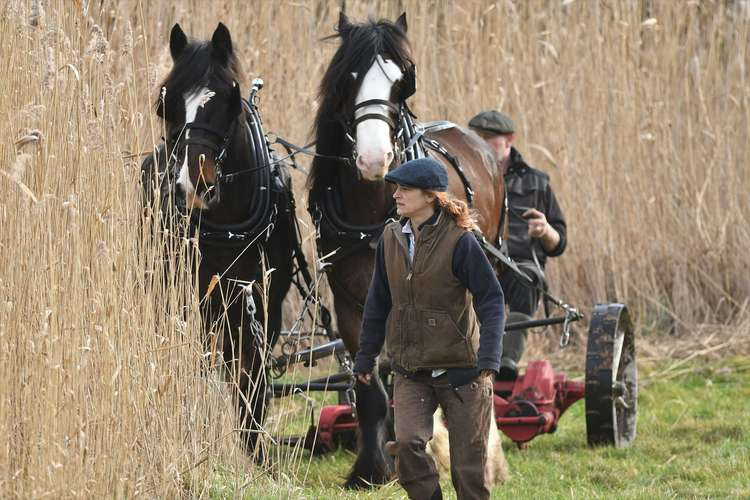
[156,40,243,123]
[308,17,413,197]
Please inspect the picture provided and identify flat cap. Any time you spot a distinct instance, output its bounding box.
[385,157,448,192]
[468,110,515,135]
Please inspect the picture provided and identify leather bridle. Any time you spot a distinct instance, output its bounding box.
[173,118,238,205]
[351,98,401,131]
[169,101,270,206]
[338,60,417,165]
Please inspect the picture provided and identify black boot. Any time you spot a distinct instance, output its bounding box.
[497,357,518,381]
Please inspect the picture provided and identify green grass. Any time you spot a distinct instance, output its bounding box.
[209,357,750,499]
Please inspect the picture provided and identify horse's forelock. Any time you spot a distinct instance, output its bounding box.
[309,17,412,194]
[313,17,411,133]
[155,40,244,120]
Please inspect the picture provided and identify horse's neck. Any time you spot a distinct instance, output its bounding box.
[337,164,393,226]
[313,115,394,225]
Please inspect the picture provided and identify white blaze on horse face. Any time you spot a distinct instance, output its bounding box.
[176,87,215,209]
[354,55,403,180]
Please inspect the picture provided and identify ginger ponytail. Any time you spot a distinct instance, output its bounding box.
[431,191,479,231]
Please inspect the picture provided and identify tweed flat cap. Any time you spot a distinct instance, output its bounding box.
[385,158,448,192]
[468,110,515,135]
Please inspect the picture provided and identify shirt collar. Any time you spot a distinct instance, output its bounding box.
[402,210,440,235]
[506,147,528,176]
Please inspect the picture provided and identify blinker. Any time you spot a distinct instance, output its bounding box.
[400,63,416,100]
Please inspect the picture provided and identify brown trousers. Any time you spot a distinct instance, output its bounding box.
[393,371,494,500]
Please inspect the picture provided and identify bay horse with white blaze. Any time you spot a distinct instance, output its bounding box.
[308,12,507,487]
[141,23,294,460]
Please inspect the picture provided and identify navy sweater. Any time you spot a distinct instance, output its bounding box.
[353,217,505,378]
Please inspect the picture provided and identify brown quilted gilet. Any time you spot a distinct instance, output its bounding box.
[382,212,480,371]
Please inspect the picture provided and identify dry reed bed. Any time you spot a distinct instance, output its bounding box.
[0,0,748,496]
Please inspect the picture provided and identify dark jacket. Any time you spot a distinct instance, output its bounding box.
[353,211,505,376]
[505,147,567,266]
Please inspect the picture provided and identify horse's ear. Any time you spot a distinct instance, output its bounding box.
[338,11,352,32]
[170,23,188,61]
[155,87,166,118]
[395,12,408,33]
[211,22,233,61]
[156,88,184,124]
[230,82,242,118]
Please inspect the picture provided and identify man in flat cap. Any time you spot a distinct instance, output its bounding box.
[469,110,567,380]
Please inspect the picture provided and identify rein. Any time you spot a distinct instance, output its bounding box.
[270,136,354,168]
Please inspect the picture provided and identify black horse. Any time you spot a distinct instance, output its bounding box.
[141,23,294,459]
[308,13,506,487]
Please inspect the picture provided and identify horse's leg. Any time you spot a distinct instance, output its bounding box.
[236,270,289,458]
[224,282,272,463]
[330,269,394,488]
[234,328,269,462]
[346,370,394,488]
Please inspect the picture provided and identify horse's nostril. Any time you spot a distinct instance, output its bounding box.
[384,151,394,165]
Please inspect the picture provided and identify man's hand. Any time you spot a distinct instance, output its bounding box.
[356,373,372,385]
[523,208,560,252]
[522,208,549,238]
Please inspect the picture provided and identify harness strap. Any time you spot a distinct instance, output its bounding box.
[270,136,354,166]
[352,112,396,130]
[354,98,400,114]
[473,229,581,321]
[182,137,222,150]
[184,122,226,137]
[423,138,475,207]
[403,128,424,152]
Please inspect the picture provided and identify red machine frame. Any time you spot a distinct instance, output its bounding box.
[493,360,584,447]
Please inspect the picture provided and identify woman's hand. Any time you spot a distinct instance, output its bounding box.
[356,373,372,385]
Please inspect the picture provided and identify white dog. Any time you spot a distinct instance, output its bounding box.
[426,406,509,485]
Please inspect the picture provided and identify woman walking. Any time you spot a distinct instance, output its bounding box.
[353,157,505,500]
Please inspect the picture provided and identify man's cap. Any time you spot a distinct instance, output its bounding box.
[468,110,515,135]
[384,158,448,192]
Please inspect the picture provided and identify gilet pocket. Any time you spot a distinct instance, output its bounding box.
[419,309,470,366]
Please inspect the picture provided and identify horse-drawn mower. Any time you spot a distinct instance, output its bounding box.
[147,16,637,468]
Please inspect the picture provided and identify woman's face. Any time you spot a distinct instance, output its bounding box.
[393,184,434,218]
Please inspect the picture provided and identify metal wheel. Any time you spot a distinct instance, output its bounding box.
[585,304,637,447]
